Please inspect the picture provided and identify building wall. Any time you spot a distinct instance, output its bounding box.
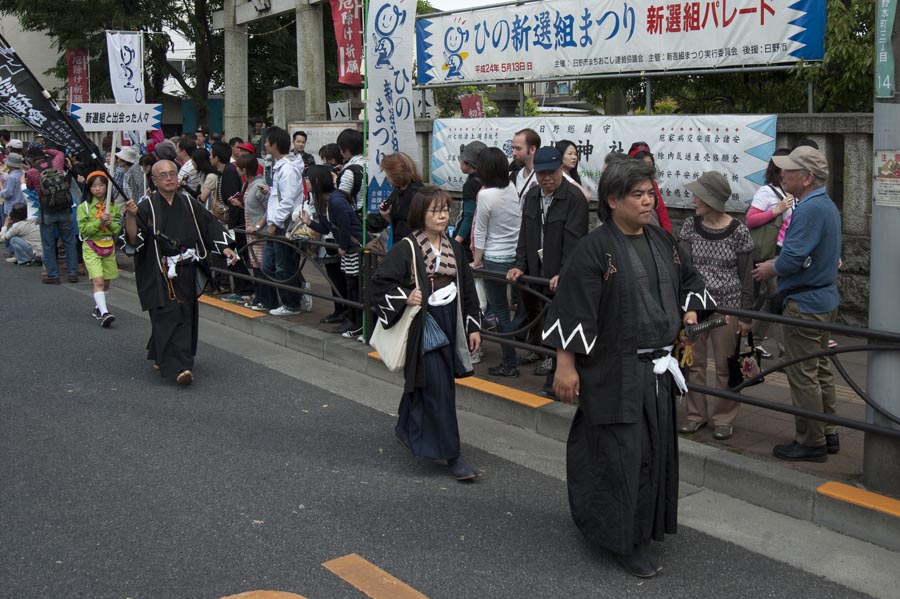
[0,17,65,95]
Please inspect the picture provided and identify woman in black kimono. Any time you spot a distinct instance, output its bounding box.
[122,160,237,385]
[370,187,482,481]
[545,159,715,577]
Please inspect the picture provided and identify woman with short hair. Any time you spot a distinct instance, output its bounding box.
[371,187,483,481]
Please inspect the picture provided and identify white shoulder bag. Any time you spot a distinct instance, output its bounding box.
[369,238,420,372]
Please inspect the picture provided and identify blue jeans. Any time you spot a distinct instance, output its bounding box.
[8,236,35,263]
[40,210,78,278]
[262,231,302,310]
[482,258,518,368]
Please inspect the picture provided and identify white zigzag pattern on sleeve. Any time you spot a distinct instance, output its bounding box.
[466,315,481,331]
[377,287,409,325]
[213,229,235,255]
[682,289,716,312]
[541,319,597,353]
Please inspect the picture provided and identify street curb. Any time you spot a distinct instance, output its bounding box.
[111,273,900,553]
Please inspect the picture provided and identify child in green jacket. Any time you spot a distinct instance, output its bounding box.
[77,171,122,328]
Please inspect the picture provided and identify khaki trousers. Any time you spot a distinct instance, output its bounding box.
[782,300,838,447]
[686,314,742,427]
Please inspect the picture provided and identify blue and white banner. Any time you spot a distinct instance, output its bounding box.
[431,115,778,211]
[70,103,162,131]
[417,0,825,86]
[366,0,420,213]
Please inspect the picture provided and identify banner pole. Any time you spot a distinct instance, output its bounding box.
[361,0,370,341]
[107,133,118,209]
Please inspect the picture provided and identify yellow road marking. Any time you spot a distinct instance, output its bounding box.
[199,294,265,318]
[818,481,900,518]
[220,592,309,599]
[368,352,552,408]
[323,553,429,599]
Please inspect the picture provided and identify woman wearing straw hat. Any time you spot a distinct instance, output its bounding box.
[678,171,755,441]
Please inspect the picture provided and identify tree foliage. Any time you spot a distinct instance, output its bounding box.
[0,0,222,124]
[575,0,874,114]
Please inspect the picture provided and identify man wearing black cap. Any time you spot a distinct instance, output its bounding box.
[506,146,588,392]
[753,145,841,462]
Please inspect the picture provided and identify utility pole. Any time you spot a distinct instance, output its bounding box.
[863,0,900,497]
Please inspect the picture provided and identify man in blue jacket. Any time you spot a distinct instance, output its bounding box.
[753,146,841,462]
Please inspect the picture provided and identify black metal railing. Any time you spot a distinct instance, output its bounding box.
[209,231,900,441]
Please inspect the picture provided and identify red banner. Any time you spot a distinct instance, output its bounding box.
[330,0,363,85]
[66,48,90,106]
[460,95,484,119]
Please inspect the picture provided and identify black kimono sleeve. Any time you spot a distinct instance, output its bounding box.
[370,238,416,329]
[192,197,235,255]
[677,240,717,321]
[542,235,605,356]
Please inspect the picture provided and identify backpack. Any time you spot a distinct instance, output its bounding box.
[36,159,71,212]
[750,184,784,263]
[344,163,365,205]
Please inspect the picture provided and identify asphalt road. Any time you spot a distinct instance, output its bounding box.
[0,263,875,599]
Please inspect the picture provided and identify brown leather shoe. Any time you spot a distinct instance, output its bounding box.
[43,277,61,285]
[67,275,79,283]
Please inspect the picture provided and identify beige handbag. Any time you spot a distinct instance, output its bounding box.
[369,238,420,372]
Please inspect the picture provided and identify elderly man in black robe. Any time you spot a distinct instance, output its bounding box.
[122,160,237,385]
[544,159,715,578]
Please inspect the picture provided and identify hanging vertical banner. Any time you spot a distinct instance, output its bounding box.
[416,0,826,86]
[106,32,144,103]
[330,0,364,85]
[66,48,90,106]
[0,43,88,153]
[460,94,484,118]
[106,31,144,146]
[366,0,418,213]
[431,114,777,211]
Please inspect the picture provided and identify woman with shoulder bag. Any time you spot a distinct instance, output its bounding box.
[678,172,755,441]
[746,148,794,356]
[370,187,483,481]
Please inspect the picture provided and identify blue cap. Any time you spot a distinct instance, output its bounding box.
[533,146,562,172]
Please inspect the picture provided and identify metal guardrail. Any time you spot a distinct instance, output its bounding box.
[212,230,900,441]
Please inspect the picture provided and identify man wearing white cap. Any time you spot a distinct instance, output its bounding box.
[115,146,144,205]
[752,145,841,463]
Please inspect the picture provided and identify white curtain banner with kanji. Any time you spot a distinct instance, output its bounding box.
[431,114,778,211]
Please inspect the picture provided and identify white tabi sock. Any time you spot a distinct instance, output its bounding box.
[94,291,109,315]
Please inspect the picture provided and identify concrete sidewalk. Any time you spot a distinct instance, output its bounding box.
[110,260,900,553]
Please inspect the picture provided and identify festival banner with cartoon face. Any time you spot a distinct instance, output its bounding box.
[416,0,824,86]
[431,115,778,211]
[366,0,419,214]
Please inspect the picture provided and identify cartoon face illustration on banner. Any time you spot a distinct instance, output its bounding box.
[442,22,469,80]
[373,3,407,69]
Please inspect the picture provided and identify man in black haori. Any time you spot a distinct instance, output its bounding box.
[543,159,715,578]
[122,160,238,385]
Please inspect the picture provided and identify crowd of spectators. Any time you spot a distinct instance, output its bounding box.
[0,124,843,453]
